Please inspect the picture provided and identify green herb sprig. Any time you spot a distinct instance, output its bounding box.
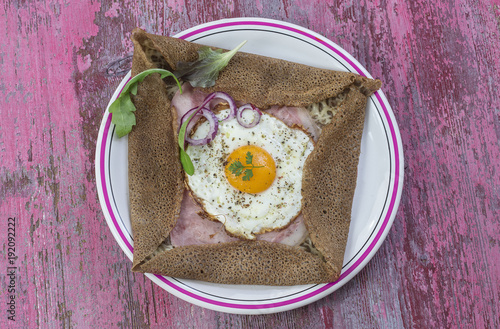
[109,41,246,176]
[109,69,182,137]
[176,41,247,175]
[227,151,263,181]
[174,40,247,88]
[178,118,195,176]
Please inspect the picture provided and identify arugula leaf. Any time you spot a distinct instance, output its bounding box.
[179,149,194,176]
[177,106,205,175]
[110,41,246,174]
[174,40,247,88]
[108,93,136,137]
[109,69,182,138]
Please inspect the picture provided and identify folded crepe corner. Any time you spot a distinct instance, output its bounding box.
[127,28,381,285]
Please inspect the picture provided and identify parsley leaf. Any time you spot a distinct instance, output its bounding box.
[245,151,253,165]
[227,161,244,176]
[242,169,253,181]
[174,40,247,88]
[227,152,263,181]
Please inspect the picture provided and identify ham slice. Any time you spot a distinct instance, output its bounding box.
[266,105,321,141]
[257,214,308,246]
[170,191,308,247]
[170,86,319,247]
[170,190,240,246]
[171,83,208,130]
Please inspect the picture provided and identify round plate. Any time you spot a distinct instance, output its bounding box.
[95,18,404,314]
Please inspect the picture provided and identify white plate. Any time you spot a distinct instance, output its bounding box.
[95,18,404,315]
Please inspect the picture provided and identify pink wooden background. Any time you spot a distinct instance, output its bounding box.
[1,0,499,328]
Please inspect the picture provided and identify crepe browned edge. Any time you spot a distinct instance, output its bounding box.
[128,28,381,285]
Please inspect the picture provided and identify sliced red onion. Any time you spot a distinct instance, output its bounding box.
[199,92,216,109]
[179,93,216,145]
[184,108,219,146]
[179,93,262,147]
[180,107,202,135]
[206,91,237,122]
[236,104,262,128]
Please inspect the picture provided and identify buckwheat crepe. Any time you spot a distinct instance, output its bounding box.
[128,28,381,285]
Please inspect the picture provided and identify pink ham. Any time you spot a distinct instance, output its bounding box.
[170,190,240,246]
[170,190,308,247]
[169,89,317,247]
[256,214,308,246]
[171,83,209,130]
[266,106,321,141]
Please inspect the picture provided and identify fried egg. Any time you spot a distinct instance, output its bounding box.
[185,109,314,240]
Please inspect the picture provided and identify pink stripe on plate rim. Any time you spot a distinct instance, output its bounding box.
[100,20,401,310]
[101,81,133,252]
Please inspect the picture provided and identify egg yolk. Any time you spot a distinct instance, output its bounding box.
[224,145,276,194]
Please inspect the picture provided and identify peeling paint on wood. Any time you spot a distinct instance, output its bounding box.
[1,0,499,328]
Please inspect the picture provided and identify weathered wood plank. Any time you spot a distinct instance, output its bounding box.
[0,0,499,328]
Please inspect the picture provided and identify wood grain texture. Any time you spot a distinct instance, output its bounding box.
[0,0,499,328]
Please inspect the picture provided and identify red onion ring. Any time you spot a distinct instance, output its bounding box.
[236,104,262,128]
[178,93,217,146]
[184,107,219,146]
[180,107,202,136]
[180,93,262,147]
[207,91,237,122]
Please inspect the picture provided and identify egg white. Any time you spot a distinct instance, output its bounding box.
[185,109,314,240]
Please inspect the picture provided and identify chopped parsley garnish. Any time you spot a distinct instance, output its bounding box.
[228,151,263,181]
